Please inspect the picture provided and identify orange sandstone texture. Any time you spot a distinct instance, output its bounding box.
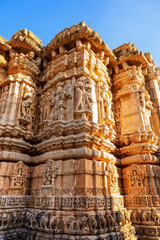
[0,22,160,240]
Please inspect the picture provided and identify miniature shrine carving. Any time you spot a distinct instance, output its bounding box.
[10,161,29,195]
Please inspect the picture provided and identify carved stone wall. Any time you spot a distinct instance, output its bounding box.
[0,22,160,240]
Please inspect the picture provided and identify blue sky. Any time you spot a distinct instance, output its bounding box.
[1,0,160,66]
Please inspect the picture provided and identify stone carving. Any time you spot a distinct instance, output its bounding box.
[131,209,142,222]
[140,91,153,131]
[122,210,132,226]
[151,208,160,226]
[10,211,19,225]
[64,80,72,99]
[141,210,151,222]
[100,86,114,126]
[10,161,28,195]
[75,77,84,112]
[96,213,106,231]
[107,161,119,195]
[42,159,57,187]
[85,84,93,112]
[0,210,24,230]
[40,212,49,230]
[26,210,38,228]
[131,208,160,226]
[63,215,76,232]
[39,91,50,124]
[0,85,9,117]
[50,212,63,233]
[74,77,93,120]
[1,22,160,240]
[0,213,9,227]
[50,84,64,121]
[22,88,32,121]
[124,164,146,195]
[77,216,89,233]
[87,215,97,233]
[48,81,72,123]
[19,85,36,126]
[116,211,124,226]
[104,211,115,231]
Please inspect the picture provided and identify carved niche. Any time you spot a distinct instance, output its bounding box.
[49,81,72,123]
[107,161,120,195]
[0,85,9,117]
[139,91,153,131]
[39,89,51,124]
[101,85,114,125]
[41,159,57,195]
[10,161,28,195]
[19,84,36,127]
[74,77,93,121]
[49,83,64,121]
[115,100,121,134]
[124,164,146,195]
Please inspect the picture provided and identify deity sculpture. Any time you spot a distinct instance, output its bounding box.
[75,78,84,112]
[140,91,153,131]
[0,85,9,117]
[10,161,27,194]
[85,84,93,112]
[42,159,57,186]
[50,84,65,121]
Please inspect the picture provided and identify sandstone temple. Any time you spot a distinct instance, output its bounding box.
[0,22,160,240]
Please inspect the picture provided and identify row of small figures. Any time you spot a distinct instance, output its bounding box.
[3,229,125,240]
[0,211,26,228]
[131,207,160,225]
[25,209,128,234]
[0,208,133,234]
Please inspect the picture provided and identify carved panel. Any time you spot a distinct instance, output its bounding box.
[9,161,29,195]
[123,164,146,195]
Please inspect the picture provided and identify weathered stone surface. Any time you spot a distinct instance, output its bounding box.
[0,22,160,239]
